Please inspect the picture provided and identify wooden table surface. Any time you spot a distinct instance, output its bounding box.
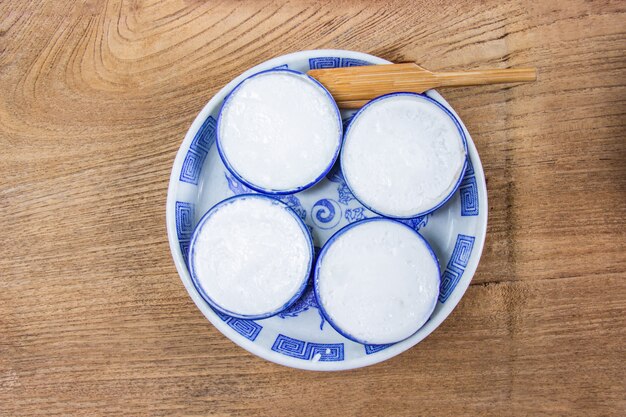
[1,1,625,415]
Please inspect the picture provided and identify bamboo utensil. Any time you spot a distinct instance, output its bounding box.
[307,63,537,108]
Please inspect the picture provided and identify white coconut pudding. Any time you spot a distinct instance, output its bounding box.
[341,93,467,218]
[315,218,440,345]
[189,195,313,319]
[217,69,342,193]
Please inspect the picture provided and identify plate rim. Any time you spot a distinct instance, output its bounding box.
[166,49,488,371]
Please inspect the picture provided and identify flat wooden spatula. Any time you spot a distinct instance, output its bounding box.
[307,63,537,108]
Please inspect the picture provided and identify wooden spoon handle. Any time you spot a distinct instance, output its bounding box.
[308,63,537,108]
[433,67,537,87]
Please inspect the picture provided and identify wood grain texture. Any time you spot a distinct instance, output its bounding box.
[1,0,625,415]
[308,63,537,108]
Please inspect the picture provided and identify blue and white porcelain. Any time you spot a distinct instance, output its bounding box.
[340,92,469,219]
[313,217,441,345]
[187,194,314,320]
[216,68,343,195]
[166,50,488,371]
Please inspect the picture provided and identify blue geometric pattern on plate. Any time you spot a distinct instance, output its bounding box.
[364,343,393,355]
[311,198,341,229]
[460,158,479,216]
[439,234,476,303]
[180,116,217,185]
[213,309,262,342]
[224,172,306,221]
[272,334,344,361]
[175,201,194,258]
[179,150,205,185]
[309,57,371,69]
[464,156,475,176]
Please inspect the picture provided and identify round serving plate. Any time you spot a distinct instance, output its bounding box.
[166,49,488,371]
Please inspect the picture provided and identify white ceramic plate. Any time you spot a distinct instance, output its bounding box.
[166,50,488,371]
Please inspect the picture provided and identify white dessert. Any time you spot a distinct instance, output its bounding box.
[218,70,341,192]
[190,195,312,318]
[342,94,467,218]
[316,219,440,344]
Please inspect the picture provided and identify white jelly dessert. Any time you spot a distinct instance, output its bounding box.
[315,218,440,344]
[189,194,313,318]
[218,69,342,193]
[341,93,467,218]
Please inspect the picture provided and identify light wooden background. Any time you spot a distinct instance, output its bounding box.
[1,1,625,415]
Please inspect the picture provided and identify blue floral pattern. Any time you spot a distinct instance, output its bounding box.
[327,168,356,205]
[224,172,253,195]
[279,280,326,330]
[345,207,367,223]
[278,194,306,221]
[398,215,430,231]
[224,172,306,221]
